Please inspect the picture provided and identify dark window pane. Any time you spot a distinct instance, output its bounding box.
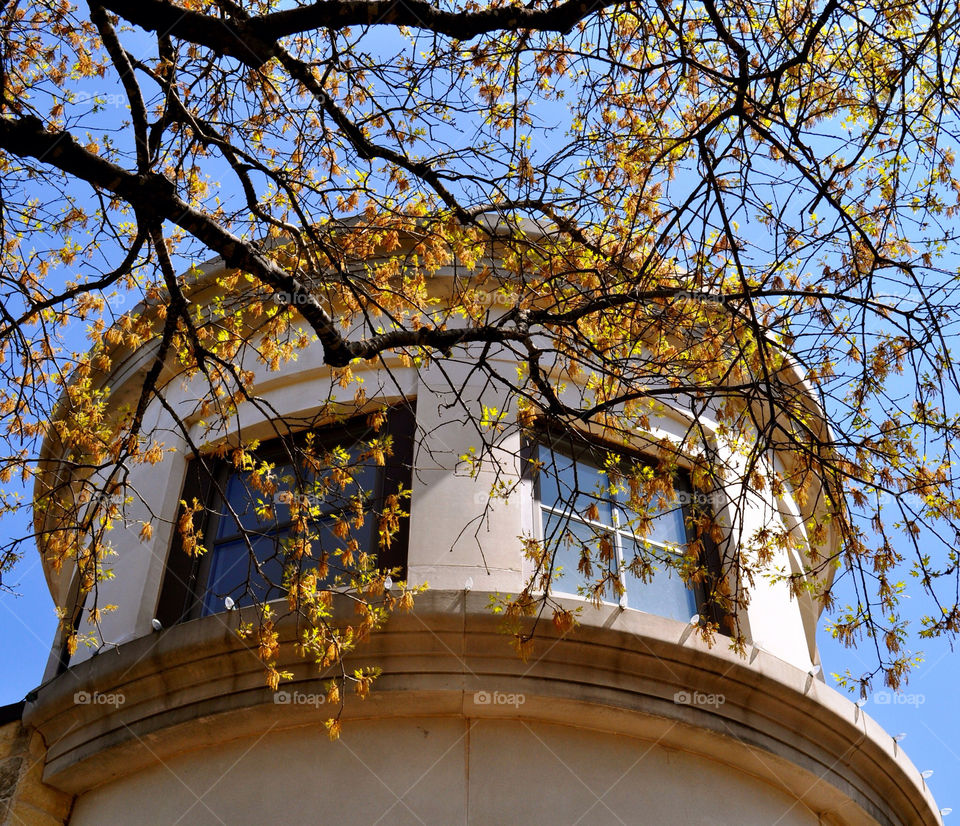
[157,406,414,622]
[310,512,377,586]
[217,468,291,539]
[203,534,285,614]
[217,445,379,543]
[205,510,380,614]
[289,446,379,515]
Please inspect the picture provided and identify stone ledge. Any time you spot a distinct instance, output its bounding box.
[24,590,940,825]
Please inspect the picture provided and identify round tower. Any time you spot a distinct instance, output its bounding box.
[22,228,941,826]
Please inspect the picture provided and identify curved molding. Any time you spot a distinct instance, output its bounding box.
[24,591,939,825]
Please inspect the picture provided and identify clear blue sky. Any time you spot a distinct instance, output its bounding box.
[817,582,957,814]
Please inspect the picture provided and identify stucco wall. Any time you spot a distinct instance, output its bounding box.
[68,717,825,826]
[23,590,941,825]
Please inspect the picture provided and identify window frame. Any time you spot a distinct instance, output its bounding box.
[525,428,726,625]
[156,403,415,625]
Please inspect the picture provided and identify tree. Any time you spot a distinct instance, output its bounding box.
[1,0,959,722]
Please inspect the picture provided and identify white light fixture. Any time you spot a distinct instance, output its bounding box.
[464,576,474,592]
[922,770,935,779]
[855,698,868,708]
[151,618,163,632]
[224,596,236,611]
[384,576,393,591]
[689,614,700,626]
[893,733,907,742]
[941,808,952,816]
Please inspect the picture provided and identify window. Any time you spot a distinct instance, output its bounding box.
[157,404,414,624]
[533,438,702,623]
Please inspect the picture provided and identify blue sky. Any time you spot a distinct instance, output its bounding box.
[818,590,957,814]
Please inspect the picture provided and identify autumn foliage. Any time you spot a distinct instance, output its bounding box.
[0,0,959,706]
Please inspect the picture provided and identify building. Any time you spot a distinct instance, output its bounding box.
[0,227,943,825]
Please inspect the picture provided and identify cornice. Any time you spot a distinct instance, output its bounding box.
[23,591,939,825]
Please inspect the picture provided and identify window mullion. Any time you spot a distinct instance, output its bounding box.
[611,506,627,606]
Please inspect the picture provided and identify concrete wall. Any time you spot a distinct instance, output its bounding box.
[23,591,942,826]
[68,717,822,826]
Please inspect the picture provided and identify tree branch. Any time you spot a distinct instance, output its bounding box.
[101,0,620,68]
